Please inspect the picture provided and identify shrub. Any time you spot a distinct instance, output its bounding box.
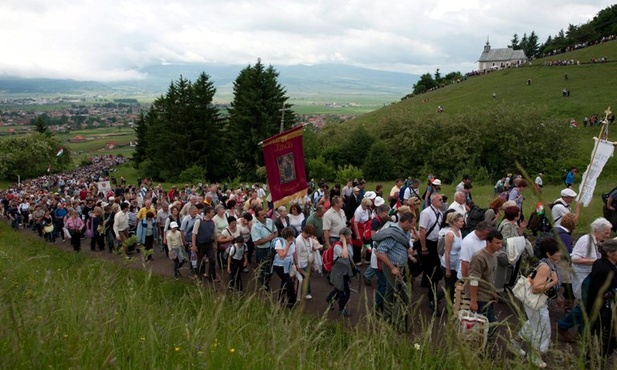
[307,155,336,181]
[335,165,363,185]
[178,165,206,184]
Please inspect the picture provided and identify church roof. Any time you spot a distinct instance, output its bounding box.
[478,47,528,62]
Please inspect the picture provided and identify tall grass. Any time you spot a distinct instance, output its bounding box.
[2,221,612,369]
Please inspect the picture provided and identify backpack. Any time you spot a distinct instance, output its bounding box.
[498,189,511,200]
[602,186,617,207]
[322,243,340,273]
[527,211,551,236]
[437,229,451,257]
[465,206,487,231]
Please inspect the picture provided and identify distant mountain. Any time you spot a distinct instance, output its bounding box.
[0,64,419,99]
[0,77,111,94]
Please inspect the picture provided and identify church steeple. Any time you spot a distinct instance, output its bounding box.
[484,36,491,53]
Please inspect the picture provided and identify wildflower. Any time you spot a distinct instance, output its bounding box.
[64,334,68,338]
[140,337,145,341]
[174,347,181,352]
[414,343,421,351]
[229,348,236,353]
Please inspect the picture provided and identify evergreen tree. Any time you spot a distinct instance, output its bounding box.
[132,111,148,168]
[141,74,223,181]
[227,59,295,179]
[509,33,520,49]
[524,31,539,58]
[33,115,51,137]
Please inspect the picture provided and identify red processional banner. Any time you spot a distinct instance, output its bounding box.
[262,125,307,209]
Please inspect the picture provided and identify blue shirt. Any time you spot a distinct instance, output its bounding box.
[251,218,276,249]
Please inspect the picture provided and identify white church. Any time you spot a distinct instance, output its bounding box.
[478,40,528,71]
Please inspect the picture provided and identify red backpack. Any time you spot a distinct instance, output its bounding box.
[322,242,340,273]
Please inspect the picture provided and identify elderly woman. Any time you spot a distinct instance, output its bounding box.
[274,206,291,233]
[325,227,355,317]
[571,217,612,300]
[166,221,186,279]
[440,212,464,303]
[272,227,298,309]
[65,209,85,252]
[585,239,617,367]
[513,237,562,368]
[557,217,613,343]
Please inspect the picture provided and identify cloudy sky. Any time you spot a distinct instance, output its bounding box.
[0,0,613,81]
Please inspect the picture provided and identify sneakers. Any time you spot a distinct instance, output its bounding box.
[510,339,526,357]
[528,353,547,368]
[305,294,313,300]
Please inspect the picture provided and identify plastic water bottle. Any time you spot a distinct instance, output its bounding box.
[190,250,198,269]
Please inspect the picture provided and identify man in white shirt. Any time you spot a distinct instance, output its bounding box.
[457,221,492,280]
[448,192,468,219]
[534,173,543,192]
[551,188,580,227]
[455,175,471,193]
[418,193,444,313]
[323,196,347,249]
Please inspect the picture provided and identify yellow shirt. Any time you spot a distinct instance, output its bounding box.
[136,205,155,221]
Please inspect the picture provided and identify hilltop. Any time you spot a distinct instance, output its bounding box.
[352,40,617,126]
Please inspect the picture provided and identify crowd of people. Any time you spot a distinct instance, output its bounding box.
[2,165,617,368]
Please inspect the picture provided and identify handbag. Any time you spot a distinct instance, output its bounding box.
[512,275,548,310]
[458,309,489,350]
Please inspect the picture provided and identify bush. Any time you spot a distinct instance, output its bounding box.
[335,165,363,185]
[307,155,336,181]
[362,140,396,180]
[178,165,206,184]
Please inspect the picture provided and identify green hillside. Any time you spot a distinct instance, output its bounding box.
[355,40,617,125]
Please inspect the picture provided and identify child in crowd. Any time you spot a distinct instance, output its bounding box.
[227,236,248,293]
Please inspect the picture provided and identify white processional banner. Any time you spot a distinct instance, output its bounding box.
[578,139,614,207]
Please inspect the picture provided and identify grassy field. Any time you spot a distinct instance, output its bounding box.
[1,221,607,369]
[355,40,617,125]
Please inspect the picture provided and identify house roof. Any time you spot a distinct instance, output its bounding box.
[478,47,528,62]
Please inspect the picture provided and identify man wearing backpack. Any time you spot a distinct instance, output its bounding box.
[602,186,617,232]
[551,188,580,228]
[418,193,444,314]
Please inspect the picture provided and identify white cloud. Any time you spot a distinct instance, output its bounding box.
[0,0,613,80]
